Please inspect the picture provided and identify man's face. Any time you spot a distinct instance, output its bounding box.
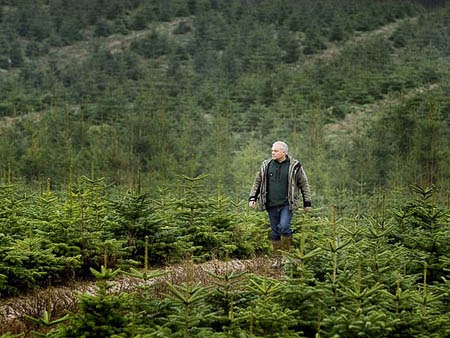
[271,144,286,162]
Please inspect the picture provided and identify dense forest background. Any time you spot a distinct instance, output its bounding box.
[1,0,449,209]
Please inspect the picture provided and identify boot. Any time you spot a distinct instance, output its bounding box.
[278,235,293,267]
[271,240,282,268]
[281,234,293,252]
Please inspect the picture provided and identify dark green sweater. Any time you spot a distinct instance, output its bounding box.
[266,158,289,207]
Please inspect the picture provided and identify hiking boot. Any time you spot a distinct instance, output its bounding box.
[281,235,293,252]
[271,240,282,268]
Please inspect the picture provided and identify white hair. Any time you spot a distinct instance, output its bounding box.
[273,141,288,154]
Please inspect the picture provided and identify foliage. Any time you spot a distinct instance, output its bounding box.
[50,267,131,338]
[390,185,450,283]
[0,0,448,200]
[0,182,449,337]
[1,1,450,337]
[0,174,267,298]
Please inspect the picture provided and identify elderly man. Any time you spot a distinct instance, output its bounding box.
[249,141,311,264]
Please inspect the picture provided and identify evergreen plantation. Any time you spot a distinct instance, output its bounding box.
[1,0,450,337]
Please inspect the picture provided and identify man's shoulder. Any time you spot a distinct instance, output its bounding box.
[258,159,272,172]
[287,156,301,166]
[261,158,272,166]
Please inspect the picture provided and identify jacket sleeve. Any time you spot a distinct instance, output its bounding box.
[249,168,262,202]
[297,166,311,207]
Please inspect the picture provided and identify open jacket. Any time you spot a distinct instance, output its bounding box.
[249,156,311,211]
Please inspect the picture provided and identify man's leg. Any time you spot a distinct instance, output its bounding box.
[279,205,293,251]
[267,207,282,266]
[267,207,282,241]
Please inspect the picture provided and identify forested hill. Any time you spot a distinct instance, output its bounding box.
[0,0,449,204]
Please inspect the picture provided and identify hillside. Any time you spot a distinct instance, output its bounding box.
[0,0,448,202]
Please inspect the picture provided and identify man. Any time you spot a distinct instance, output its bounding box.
[249,141,311,262]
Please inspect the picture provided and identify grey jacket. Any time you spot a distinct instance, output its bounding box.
[249,156,311,211]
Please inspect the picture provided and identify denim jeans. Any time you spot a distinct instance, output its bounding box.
[267,204,293,241]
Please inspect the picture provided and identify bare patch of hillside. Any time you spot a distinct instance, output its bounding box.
[0,256,284,336]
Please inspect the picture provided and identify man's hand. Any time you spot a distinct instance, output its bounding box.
[303,207,311,213]
[249,201,256,209]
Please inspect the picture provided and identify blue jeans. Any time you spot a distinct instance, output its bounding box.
[267,204,293,241]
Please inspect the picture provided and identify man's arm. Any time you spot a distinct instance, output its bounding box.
[297,165,311,211]
[248,169,262,208]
